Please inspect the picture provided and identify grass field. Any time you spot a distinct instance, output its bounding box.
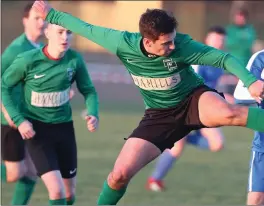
[1,82,254,205]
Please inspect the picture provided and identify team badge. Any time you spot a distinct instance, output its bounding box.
[163,58,177,72]
[67,68,74,81]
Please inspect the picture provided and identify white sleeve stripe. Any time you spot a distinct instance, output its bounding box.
[246,49,264,71]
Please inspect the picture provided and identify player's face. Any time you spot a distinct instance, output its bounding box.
[205,32,225,50]
[23,9,45,39]
[46,24,73,52]
[234,13,246,26]
[145,29,176,57]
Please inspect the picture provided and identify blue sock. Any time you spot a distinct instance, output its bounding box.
[186,131,209,150]
[151,150,176,180]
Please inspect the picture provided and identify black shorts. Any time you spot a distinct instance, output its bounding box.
[128,85,225,152]
[1,124,25,161]
[25,120,77,178]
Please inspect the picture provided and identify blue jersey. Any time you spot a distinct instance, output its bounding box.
[234,50,264,152]
[197,65,224,89]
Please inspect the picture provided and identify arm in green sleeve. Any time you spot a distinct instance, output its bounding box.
[181,38,257,88]
[1,45,21,75]
[45,8,124,54]
[1,54,27,126]
[75,54,99,119]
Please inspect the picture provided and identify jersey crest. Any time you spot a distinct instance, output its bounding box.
[163,58,177,72]
[67,68,74,82]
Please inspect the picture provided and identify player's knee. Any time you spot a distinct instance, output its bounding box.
[65,186,76,201]
[5,163,26,182]
[210,142,224,152]
[109,168,130,187]
[219,104,238,124]
[48,186,65,199]
[247,192,264,205]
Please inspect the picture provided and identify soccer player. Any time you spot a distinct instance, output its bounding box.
[33,1,264,204]
[233,49,264,206]
[226,8,256,66]
[1,3,45,205]
[1,23,99,205]
[146,26,227,191]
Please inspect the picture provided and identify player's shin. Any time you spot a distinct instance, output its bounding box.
[246,107,264,132]
[97,180,127,205]
[150,150,177,181]
[11,176,36,205]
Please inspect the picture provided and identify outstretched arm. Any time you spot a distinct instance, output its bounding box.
[33,1,124,54]
[181,36,264,102]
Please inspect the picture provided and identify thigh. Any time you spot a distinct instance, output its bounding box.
[25,121,59,177]
[248,151,264,193]
[55,122,77,179]
[1,124,25,162]
[198,91,247,127]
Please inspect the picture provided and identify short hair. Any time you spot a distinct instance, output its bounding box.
[139,9,178,41]
[23,3,34,18]
[208,26,226,35]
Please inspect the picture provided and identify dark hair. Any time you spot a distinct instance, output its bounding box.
[23,3,34,18]
[139,9,178,41]
[208,26,226,35]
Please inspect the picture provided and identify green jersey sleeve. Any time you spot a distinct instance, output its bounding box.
[1,54,28,126]
[180,35,257,88]
[75,54,99,119]
[1,45,22,75]
[45,8,124,54]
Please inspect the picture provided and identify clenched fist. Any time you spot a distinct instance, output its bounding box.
[85,115,99,132]
[248,80,264,103]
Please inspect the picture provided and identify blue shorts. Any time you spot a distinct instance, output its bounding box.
[248,150,264,192]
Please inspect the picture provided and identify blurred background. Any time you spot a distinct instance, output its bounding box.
[1,1,264,205]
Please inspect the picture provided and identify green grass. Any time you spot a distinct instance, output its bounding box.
[1,101,254,205]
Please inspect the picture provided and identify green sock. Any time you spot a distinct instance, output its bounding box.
[66,195,75,205]
[1,163,7,182]
[246,107,264,132]
[49,198,67,205]
[97,180,127,205]
[11,176,36,205]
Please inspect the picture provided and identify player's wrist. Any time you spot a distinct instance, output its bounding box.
[14,117,26,128]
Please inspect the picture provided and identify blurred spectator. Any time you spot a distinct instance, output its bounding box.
[225,8,256,66]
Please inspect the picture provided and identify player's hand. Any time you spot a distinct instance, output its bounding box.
[69,89,75,100]
[248,80,264,104]
[1,104,17,129]
[85,115,98,132]
[18,120,36,139]
[32,0,51,19]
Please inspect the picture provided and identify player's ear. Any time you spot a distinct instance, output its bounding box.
[44,23,51,39]
[44,27,49,39]
[22,17,27,27]
[143,38,153,48]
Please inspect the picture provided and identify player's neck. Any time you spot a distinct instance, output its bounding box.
[24,31,40,44]
[46,45,65,59]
